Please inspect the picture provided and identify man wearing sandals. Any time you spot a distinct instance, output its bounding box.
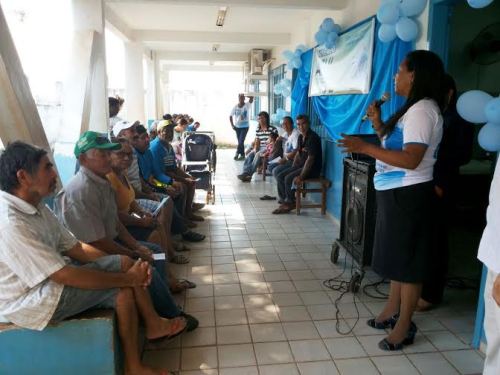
[55,132,198,301]
[0,141,184,375]
[272,114,322,214]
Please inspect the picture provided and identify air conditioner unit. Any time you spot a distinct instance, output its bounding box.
[249,49,271,75]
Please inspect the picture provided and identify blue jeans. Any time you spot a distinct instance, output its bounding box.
[138,241,181,318]
[242,150,263,176]
[275,165,302,203]
[235,127,249,156]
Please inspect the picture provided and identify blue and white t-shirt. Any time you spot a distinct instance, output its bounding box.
[282,128,299,156]
[374,99,443,191]
[230,103,251,128]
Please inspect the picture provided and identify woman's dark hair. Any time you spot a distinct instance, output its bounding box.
[383,50,446,136]
[109,97,120,107]
[0,141,47,193]
[443,73,458,111]
[258,111,270,126]
[163,113,172,120]
[135,124,147,135]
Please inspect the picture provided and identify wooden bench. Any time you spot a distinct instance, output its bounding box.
[0,309,122,374]
[295,177,332,215]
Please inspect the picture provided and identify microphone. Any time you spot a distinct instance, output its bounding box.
[361,92,390,122]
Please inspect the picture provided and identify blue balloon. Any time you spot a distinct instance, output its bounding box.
[332,24,342,34]
[283,78,292,88]
[286,61,294,70]
[273,85,282,95]
[395,17,419,42]
[467,0,494,9]
[321,18,335,33]
[478,123,500,151]
[326,32,338,45]
[485,98,500,124]
[457,90,493,123]
[281,88,291,97]
[315,29,328,45]
[378,23,397,43]
[292,57,302,69]
[282,49,295,60]
[400,0,427,17]
[377,3,401,25]
[296,44,308,53]
[271,114,278,123]
[294,49,302,58]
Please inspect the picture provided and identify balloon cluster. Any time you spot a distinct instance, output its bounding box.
[377,0,427,43]
[314,18,341,49]
[457,91,500,152]
[282,45,308,70]
[271,108,291,125]
[467,0,494,8]
[273,78,292,97]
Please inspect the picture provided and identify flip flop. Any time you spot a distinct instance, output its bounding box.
[148,317,187,343]
[171,279,197,294]
[272,206,294,214]
[173,242,191,252]
[169,254,190,264]
[260,195,277,201]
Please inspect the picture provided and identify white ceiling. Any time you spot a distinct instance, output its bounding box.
[105,0,348,61]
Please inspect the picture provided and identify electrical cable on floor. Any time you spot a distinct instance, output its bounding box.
[362,279,389,300]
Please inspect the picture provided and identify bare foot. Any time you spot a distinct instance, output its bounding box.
[146,317,186,341]
[124,364,170,375]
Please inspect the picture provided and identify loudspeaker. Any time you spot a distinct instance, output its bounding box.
[338,157,377,267]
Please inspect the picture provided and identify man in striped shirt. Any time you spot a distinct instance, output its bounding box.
[237,111,278,182]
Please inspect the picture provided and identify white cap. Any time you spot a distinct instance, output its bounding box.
[113,120,134,136]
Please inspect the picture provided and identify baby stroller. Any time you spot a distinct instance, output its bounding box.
[182,131,217,204]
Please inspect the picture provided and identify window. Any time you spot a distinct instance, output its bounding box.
[270,64,286,123]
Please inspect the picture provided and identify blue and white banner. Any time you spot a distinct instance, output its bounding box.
[309,18,375,96]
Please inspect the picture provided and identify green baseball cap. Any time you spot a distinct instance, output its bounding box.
[74,131,121,158]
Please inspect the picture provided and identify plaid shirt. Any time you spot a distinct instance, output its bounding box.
[0,192,78,330]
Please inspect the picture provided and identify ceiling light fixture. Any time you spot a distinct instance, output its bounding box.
[216,6,228,27]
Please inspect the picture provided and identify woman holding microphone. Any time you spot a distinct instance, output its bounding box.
[338,50,446,351]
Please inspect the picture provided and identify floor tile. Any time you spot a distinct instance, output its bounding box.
[219,366,258,375]
[271,292,304,307]
[278,306,312,322]
[371,355,419,374]
[254,341,294,364]
[185,297,215,312]
[218,344,256,368]
[214,295,245,310]
[246,306,280,324]
[214,283,241,296]
[182,327,217,347]
[357,334,402,357]
[334,358,378,375]
[282,321,320,340]
[250,323,287,342]
[181,346,218,370]
[407,352,459,375]
[442,349,484,374]
[424,331,469,351]
[289,339,331,362]
[215,308,248,326]
[243,293,274,308]
[297,361,339,375]
[258,363,300,375]
[143,348,180,371]
[324,337,367,359]
[217,325,252,344]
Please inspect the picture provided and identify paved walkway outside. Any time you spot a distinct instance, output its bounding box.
[143,149,484,375]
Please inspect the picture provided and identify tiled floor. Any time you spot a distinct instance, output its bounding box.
[143,149,484,375]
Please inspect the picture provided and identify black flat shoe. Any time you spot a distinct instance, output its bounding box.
[378,337,404,351]
[378,321,418,351]
[367,313,399,329]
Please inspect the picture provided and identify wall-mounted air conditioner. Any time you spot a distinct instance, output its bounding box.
[249,49,271,77]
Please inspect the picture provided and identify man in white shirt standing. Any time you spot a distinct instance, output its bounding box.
[478,157,500,375]
[229,93,253,160]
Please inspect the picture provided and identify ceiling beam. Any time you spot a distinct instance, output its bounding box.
[157,51,247,62]
[104,5,134,41]
[161,65,243,72]
[134,30,290,45]
[105,0,348,10]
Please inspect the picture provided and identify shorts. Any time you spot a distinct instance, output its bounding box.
[50,255,122,323]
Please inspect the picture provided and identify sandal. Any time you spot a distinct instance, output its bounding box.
[173,242,191,252]
[148,317,187,343]
[367,313,399,329]
[260,195,277,201]
[272,205,294,214]
[169,254,190,264]
[171,279,197,294]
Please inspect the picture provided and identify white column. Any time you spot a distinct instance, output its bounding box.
[145,52,156,122]
[154,52,164,118]
[124,41,145,123]
[61,0,107,140]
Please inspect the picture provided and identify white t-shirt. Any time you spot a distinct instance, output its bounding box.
[230,103,251,128]
[478,157,500,273]
[282,128,300,157]
[374,99,443,191]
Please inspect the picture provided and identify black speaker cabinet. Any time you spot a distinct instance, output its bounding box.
[337,158,377,267]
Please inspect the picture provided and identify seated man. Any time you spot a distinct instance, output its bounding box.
[55,132,197,295]
[237,111,277,182]
[0,141,186,375]
[150,121,204,222]
[116,121,205,242]
[272,114,322,214]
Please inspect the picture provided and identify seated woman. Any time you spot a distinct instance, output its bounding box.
[107,138,195,293]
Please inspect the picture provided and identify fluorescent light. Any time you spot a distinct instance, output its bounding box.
[216,6,227,27]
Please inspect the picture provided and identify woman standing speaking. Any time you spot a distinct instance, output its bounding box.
[338,50,446,351]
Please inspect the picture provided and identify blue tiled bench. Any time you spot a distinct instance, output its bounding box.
[0,309,121,375]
